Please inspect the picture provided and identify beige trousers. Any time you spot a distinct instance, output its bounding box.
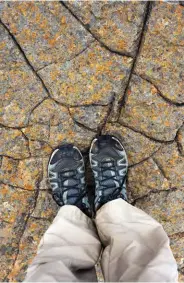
[25,199,178,282]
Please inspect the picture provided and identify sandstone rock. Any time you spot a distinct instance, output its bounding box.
[0,2,94,70]
[69,105,109,130]
[7,218,50,282]
[119,75,184,141]
[38,42,132,106]
[0,157,43,190]
[128,158,170,201]
[135,2,184,104]
[154,142,184,188]
[0,25,47,127]
[65,1,146,56]
[135,189,184,235]
[103,123,161,165]
[0,127,30,159]
[31,190,58,220]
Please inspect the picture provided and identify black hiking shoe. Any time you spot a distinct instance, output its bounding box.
[48,144,91,217]
[89,135,128,211]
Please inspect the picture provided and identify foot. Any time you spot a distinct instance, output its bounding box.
[90,135,128,211]
[48,144,91,217]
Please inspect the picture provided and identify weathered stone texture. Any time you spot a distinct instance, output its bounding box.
[135,189,184,235]
[0,2,94,70]
[31,190,59,220]
[135,2,184,104]
[0,157,43,190]
[0,25,47,128]
[65,1,146,56]
[70,105,109,130]
[153,143,184,189]
[177,124,184,155]
[7,218,50,282]
[38,42,132,106]
[103,123,161,166]
[0,127,30,159]
[119,75,184,141]
[128,158,170,201]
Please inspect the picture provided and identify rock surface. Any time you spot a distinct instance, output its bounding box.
[65,1,146,56]
[127,158,170,201]
[135,189,184,235]
[135,2,184,104]
[69,105,109,131]
[0,2,94,70]
[0,25,47,128]
[38,42,133,106]
[0,1,184,281]
[119,75,184,141]
[0,127,30,159]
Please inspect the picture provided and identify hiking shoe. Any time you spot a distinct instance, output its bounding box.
[90,135,128,211]
[48,144,91,217]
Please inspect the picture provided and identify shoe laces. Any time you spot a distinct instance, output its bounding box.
[98,160,127,204]
[52,169,86,205]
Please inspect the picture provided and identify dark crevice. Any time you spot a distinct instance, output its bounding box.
[60,1,134,59]
[128,145,162,168]
[0,20,52,98]
[20,129,31,157]
[97,94,116,135]
[68,108,97,133]
[37,40,96,72]
[175,123,184,156]
[169,231,184,239]
[117,1,152,119]
[27,97,49,125]
[135,73,184,107]
[0,181,36,192]
[30,216,52,222]
[152,157,169,181]
[131,187,178,206]
[0,123,27,130]
[116,121,173,144]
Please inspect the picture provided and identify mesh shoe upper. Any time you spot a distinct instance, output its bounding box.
[90,135,128,211]
[48,144,91,216]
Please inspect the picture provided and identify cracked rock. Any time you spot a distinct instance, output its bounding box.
[177,124,184,155]
[29,140,52,157]
[0,2,94,70]
[128,158,170,201]
[170,233,184,271]
[0,157,43,191]
[31,190,59,220]
[38,42,132,106]
[0,25,47,127]
[7,218,50,282]
[30,99,69,126]
[0,128,30,159]
[65,1,146,56]
[119,75,184,141]
[153,142,184,188]
[0,183,35,223]
[103,123,161,166]
[135,2,184,104]
[69,105,109,130]
[135,189,184,235]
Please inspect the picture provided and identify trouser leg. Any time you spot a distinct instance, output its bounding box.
[25,205,101,282]
[95,199,178,282]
